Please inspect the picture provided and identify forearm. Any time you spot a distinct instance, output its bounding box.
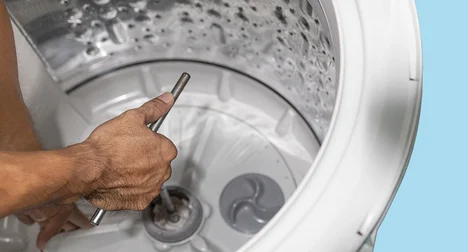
[0,143,100,218]
[0,0,40,151]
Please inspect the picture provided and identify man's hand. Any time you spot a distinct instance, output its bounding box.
[0,93,178,224]
[76,92,178,211]
[16,204,92,250]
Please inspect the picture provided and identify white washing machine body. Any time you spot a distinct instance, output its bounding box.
[3,0,422,251]
[240,1,422,251]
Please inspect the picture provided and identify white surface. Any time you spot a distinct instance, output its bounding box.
[29,62,319,252]
[7,0,422,251]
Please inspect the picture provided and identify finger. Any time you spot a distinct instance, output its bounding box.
[16,214,35,225]
[87,191,152,211]
[55,195,82,205]
[155,134,178,161]
[85,193,119,211]
[163,165,172,182]
[68,205,94,229]
[36,209,71,250]
[138,92,174,124]
[28,205,61,222]
[61,222,78,232]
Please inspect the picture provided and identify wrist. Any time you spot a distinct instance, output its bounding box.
[59,141,107,196]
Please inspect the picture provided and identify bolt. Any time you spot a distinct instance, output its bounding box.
[169,213,180,223]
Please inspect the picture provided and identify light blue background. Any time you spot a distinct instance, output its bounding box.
[375,1,467,251]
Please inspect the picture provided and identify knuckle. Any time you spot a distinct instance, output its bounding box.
[87,194,121,211]
[163,168,172,181]
[144,100,166,115]
[148,98,166,109]
[168,144,178,160]
[88,198,106,210]
[121,109,143,121]
[158,135,178,160]
[120,110,133,118]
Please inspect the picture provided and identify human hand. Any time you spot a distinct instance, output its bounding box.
[16,204,92,250]
[77,92,177,211]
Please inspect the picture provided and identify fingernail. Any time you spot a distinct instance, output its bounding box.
[157,92,173,104]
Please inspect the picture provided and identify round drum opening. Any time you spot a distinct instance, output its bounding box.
[6,0,341,251]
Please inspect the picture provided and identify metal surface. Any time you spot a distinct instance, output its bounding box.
[90,72,191,226]
[148,72,191,131]
[142,186,204,244]
[89,208,106,226]
[160,186,176,214]
[6,0,337,141]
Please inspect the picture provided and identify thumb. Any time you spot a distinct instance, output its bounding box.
[137,92,174,124]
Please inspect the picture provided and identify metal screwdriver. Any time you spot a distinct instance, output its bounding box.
[90,72,191,226]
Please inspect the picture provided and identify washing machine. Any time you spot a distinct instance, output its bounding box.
[0,0,422,251]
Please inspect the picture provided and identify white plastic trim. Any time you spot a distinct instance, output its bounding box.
[239,0,422,251]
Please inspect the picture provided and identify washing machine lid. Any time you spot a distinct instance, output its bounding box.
[240,0,422,251]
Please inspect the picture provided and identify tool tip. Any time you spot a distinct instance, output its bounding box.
[90,221,100,227]
[90,209,106,226]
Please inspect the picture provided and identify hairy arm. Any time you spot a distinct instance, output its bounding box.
[0,145,99,218]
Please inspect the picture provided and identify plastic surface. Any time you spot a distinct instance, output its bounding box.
[0,216,28,252]
[219,173,285,235]
[31,61,318,252]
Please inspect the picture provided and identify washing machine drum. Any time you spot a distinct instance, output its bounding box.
[5,0,422,251]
